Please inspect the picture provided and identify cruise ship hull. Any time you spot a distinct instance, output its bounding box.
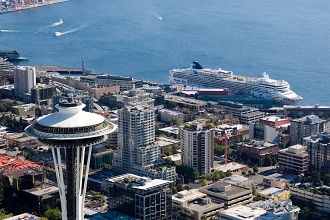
[169,62,302,106]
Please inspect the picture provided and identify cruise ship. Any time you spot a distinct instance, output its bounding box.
[169,61,303,105]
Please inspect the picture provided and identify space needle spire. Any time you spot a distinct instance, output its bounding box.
[25,96,117,219]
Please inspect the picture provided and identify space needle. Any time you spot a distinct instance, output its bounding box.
[25,94,117,220]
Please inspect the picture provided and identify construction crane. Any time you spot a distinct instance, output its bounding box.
[218,132,231,165]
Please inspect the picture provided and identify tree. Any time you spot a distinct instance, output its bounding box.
[323,174,330,186]
[201,179,208,187]
[0,208,13,219]
[164,157,173,165]
[184,185,190,190]
[241,170,247,175]
[253,165,259,174]
[177,184,184,192]
[248,169,253,176]
[300,206,312,220]
[264,156,273,166]
[206,123,215,129]
[168,116,182,126]
[312,171,321,184]
[43,207,62,220]
[171,186,178,194]
[225,170,232,177]
[201,215,207,220]
[252,186,257,197]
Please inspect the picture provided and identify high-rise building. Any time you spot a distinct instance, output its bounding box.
[31,84,55,104]
[25,95,117,220]
[290,115,326,145]
[180,120,214,174]
[304,132,330,174]
[113,90,177,181]
[14,66,36,98]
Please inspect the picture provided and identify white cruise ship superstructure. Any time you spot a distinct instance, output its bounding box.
[169,61,303,105]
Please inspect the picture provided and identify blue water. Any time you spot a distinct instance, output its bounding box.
[0,0,329,105]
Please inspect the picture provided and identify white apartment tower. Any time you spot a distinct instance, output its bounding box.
[180,120,214,174]
[113,90,177,181]
[14,66,36,98]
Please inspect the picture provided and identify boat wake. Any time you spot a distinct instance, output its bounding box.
[0,29,21,33]
[54,25,86,37]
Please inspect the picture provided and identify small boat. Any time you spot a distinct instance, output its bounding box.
[52,19,63,26]
[54,32,62,37]
[158,17,163,20]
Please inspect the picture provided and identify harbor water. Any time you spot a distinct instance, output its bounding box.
[0,0,329,105]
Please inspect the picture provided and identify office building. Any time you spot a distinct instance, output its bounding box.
[180,120,214,174]
[13,66,36,98]
[278,144,308,175]
[199,181,252,209]
[290,115,327,145]
[108,173,172,220]
[250,116,291,144]
[112,93,177,181]
[304,132,330,174]
[172,189,224,220]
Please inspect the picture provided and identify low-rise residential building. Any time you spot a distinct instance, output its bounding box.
[290,183,330,214]
[199,181,252,209]
[278,144,308,175]
[108,173,172,220]
[172,189,224,220]
[257,187,290,201]
[236,141,278,166]
[219,199,300,220]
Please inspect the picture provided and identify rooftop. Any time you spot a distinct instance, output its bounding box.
[108,173,171,190]
[259,187,286,197]
[213,162,247,173]
[200,181,251,198]
[279,144,307,156]
[24,184,59,197]
[0,155,40,173]
[173,189,207,203]
[220,199,300,220]
[4,213,41,220]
